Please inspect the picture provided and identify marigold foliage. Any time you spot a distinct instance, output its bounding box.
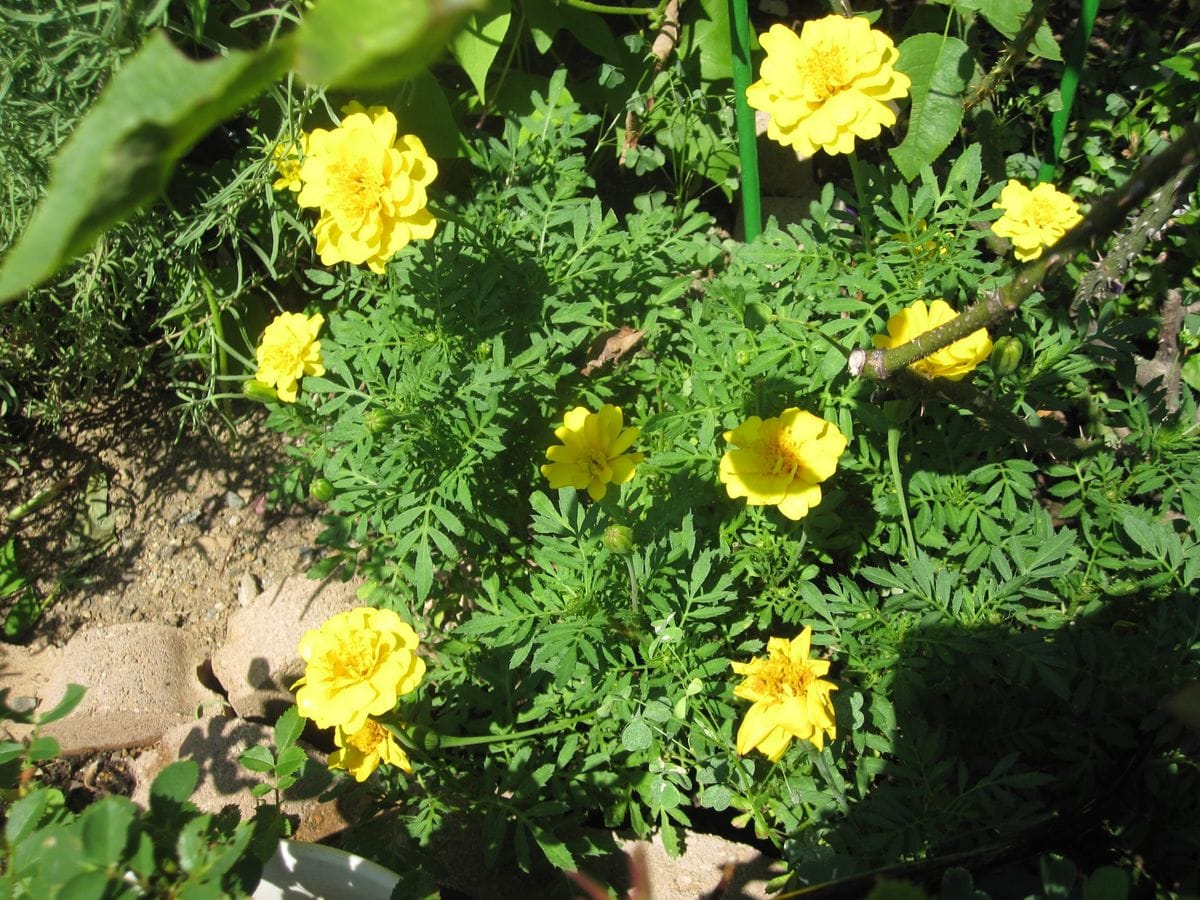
[254,312,325,403]
[296,103,437,274]
[873,299,992,381]
[732,627,838,761]
[540,404,645,501]
[328,718,412,781]
[746,16,910,157]
[294,607,425,733]
[991,180,1083,262]
[719,408,847,520]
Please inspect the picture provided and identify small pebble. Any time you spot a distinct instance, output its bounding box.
[177,509,202,525]
[223,490,246,511]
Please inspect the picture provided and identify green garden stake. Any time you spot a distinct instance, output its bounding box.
[729,0,762,240]
[1038,0,1100,182]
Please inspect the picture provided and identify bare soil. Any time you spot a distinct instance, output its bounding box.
[1,392,324,655]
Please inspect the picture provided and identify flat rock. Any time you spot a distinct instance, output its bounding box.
[577,831,783,900]
[131,713,350,843]
[211,575,363,721]
[10,623,218,754]
[0,641,62,729]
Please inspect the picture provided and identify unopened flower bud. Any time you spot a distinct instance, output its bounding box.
[365,410,397,434]
[309,478,335,502]
[242,380,279,404]
[990,336,1024,376]
[603,524,634,555]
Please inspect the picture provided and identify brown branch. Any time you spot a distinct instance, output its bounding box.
[1134,288,1187,414]
[1074,161,1199,314]
[964,0,1051,112]
[848,119,1200,382]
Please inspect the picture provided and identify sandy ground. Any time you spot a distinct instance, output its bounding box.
[1,393,323,655]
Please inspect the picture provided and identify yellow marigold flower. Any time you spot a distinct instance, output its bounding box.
[271,136,308,192]
[297,107,437,274]
[991,180,1083,262]
[746,16,910,157]
[718,408,847,521]
[732,627,838,761]
[294,607,426,734]
[540,404,645,502]
[873,299,992,381]
[254,312,326,404]
[328,718,412,782]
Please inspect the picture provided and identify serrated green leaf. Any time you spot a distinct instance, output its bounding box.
[450,1,513,102]
[4,789,53,846]
[80,796,136,864]
[239,746,277,773]
[151,760,200,807]
[889,34,971,181]
[0,34,291,303]
[273,706,304,751]
[294,0,481,89]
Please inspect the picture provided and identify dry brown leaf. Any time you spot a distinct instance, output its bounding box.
[581,326,644,377]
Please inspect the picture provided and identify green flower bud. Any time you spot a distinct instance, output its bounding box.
[743,302,774,330]
[242,380,278,404]
[990,336,1024,376]
[603,524,634,555]
[365,410,397,434]
[309,478,335,502]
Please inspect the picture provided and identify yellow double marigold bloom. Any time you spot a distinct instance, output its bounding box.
[991,180,1083,262]
[254,312,326,403]
[873,299,992,381]
[747,16,910,157]
[540,405,645,501]
[718,408,847,521]
[296,103,437,274]
[294,607,426,734]
[732,627,838,761]
[328,718,412,782]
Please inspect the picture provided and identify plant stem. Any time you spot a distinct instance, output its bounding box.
[626,556,639,611]
[965,0,1050,112]
[389,714,593,751]
[1037,0,1100,182]
[562,0,658,14]
[729,0,761,240]
[200,275,231,424]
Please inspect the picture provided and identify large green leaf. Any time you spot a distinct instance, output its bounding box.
[889,33,972,182]
[678,0,736,82]
[0,34,291,303]
[293,0,482,89]
[450,0,513,102]
[952,0,1061,60]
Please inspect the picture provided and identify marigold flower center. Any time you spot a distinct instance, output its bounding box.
[764,428,810,479]
[801,45,850,100]
[1030,198,1060,228]
[347,720,387,754]
[761,655,815,697]
[332,632,379,682]
[585,448,611,477]
[330,159,386,218]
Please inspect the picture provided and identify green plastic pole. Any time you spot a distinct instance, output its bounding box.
[1038,0,1100,182]
[729,0,762,240]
